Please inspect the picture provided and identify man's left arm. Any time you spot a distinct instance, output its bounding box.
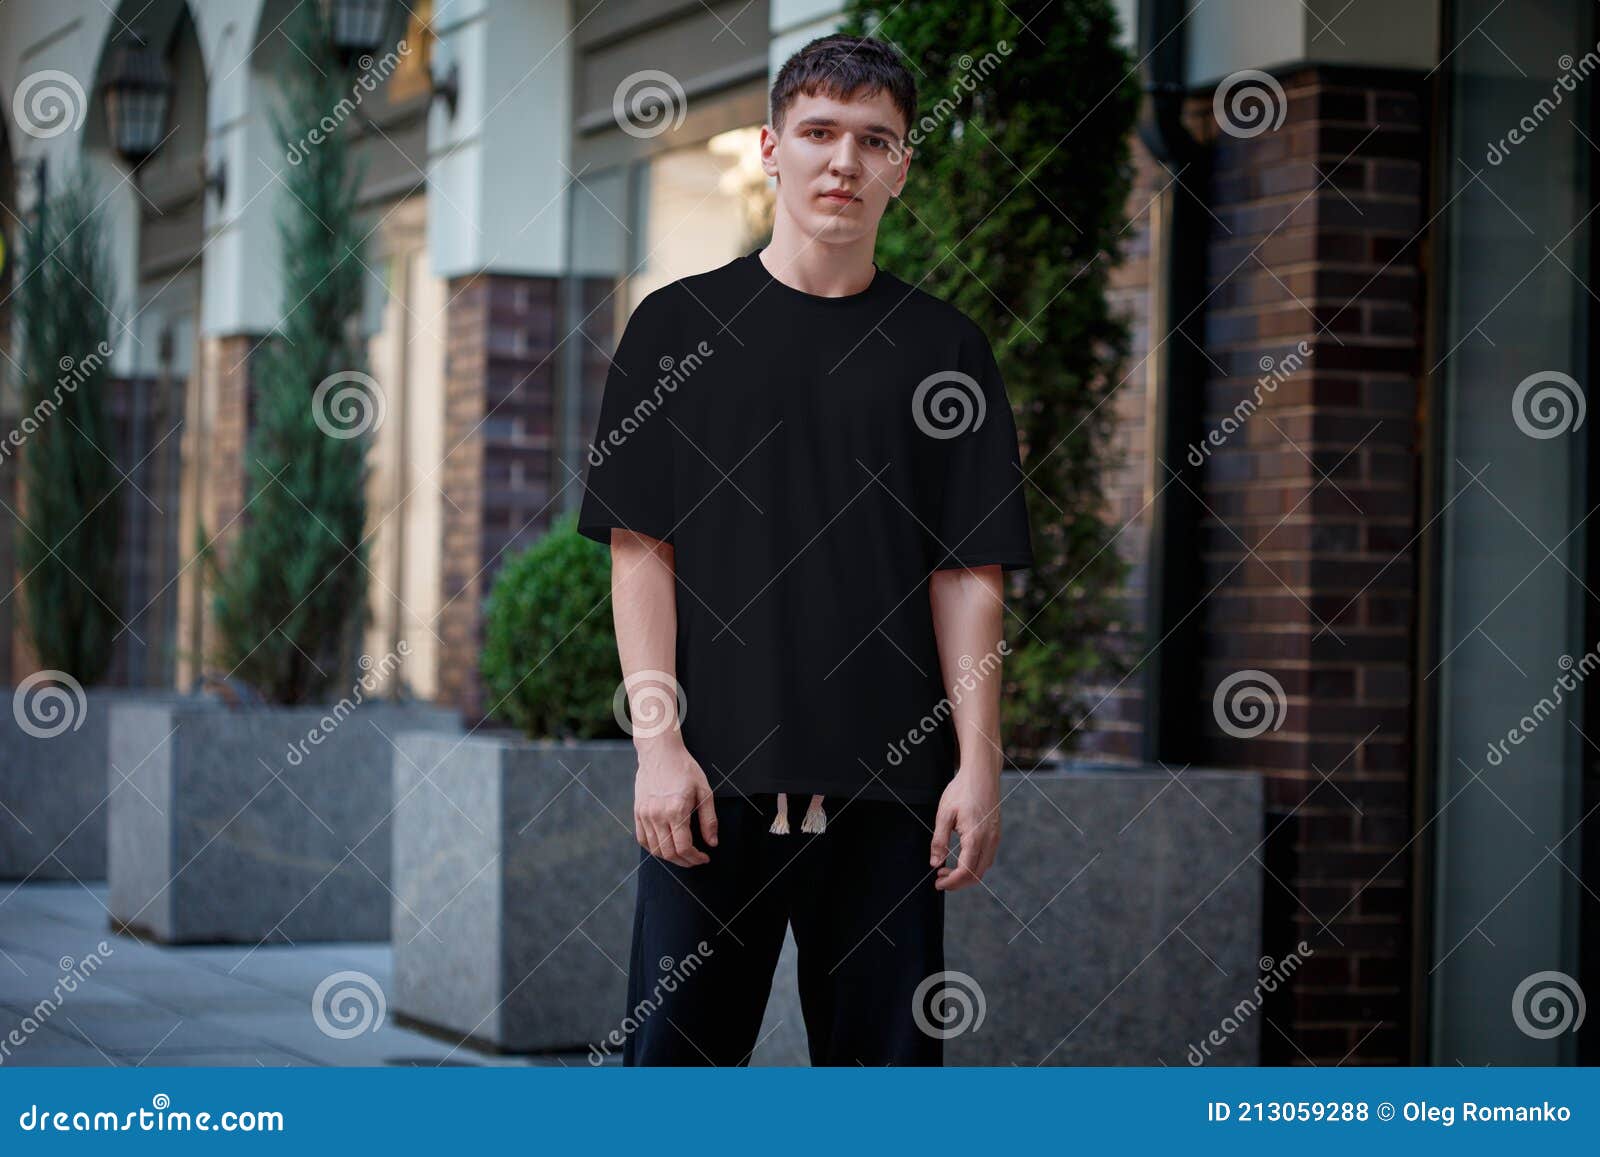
[927,564,1007,891]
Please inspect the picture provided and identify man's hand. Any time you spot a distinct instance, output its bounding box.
[634,738,719,867]
[930,767,1001,891]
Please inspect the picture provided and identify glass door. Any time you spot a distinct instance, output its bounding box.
[1427,0,1594,1064]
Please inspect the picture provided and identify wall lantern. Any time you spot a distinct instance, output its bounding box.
[100,31,172,164]
[320,0,392,62]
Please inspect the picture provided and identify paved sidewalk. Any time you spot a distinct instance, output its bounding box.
[0,882,599,1067]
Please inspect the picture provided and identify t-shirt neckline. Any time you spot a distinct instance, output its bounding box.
[746,247,885,307]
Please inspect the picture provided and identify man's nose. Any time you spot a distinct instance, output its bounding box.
[830,137,861,173]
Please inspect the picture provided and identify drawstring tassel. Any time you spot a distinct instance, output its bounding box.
[770,793,826,835]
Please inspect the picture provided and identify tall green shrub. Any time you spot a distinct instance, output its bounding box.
[843,1,1142,759]
[200,0,373,703]
[13,167,121,681]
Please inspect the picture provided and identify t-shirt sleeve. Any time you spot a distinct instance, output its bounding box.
[577,289,678,547]
[926,322,1035,573]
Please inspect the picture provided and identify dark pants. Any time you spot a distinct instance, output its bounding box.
[621,791,944,1066]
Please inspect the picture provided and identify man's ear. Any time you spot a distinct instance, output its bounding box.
[891,148,913,198]
[759,124,783,181]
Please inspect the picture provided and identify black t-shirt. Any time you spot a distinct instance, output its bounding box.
[577,248,1033,805]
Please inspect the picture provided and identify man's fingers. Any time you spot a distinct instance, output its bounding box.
[976,830,1000,877]
[650,813,684,865]
[667,809,708,866]
[929,804,956,867]
[935,864,977,891]
[696,787,719,847]
[936,829,987,891]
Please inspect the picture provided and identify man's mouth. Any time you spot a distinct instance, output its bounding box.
[820,191,860,204]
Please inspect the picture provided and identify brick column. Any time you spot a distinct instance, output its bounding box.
[437,272,565,724]
[1189,67,1428,1064]
[174,334,255,690]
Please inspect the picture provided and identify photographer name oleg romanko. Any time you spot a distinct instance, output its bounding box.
[1401,1102,1572,1126]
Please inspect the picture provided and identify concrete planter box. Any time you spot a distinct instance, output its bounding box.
[108,698,459,944]
[391,736,1263,1065]
[391,735,639,1054]
[0,687,196,882]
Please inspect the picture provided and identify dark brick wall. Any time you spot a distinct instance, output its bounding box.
[438,272,566,724]
[1195,66,1427,1065]
[1094,65,1430,1063]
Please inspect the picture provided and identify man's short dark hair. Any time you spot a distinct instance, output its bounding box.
[769,34,917,142]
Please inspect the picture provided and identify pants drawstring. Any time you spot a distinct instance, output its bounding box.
[769,792,826,834]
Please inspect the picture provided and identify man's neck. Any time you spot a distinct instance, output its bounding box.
[759,222,878,298]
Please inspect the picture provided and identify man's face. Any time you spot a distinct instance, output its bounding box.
[760,88,912,243]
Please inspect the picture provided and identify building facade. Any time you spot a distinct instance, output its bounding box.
[2,0,1596,1065]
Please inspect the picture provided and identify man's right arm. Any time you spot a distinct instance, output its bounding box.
[611,529,718,867]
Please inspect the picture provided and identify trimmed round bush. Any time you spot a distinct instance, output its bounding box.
[480,511,623,739]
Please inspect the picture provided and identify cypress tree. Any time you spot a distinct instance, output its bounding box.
[12,166,121,682]
[201,0,374,703]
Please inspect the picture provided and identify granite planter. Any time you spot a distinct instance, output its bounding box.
[107,698,460,944]
[391,736,1264,1065]
[0,686,196,882]
[391,735,640,1054]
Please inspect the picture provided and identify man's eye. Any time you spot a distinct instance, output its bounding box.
[866,137,887,149]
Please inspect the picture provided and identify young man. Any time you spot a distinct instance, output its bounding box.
[576,33,1033,1066]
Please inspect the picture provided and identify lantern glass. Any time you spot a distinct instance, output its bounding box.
[107,89,167,159]
[100,34,172,163]
[322,0,390,57]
